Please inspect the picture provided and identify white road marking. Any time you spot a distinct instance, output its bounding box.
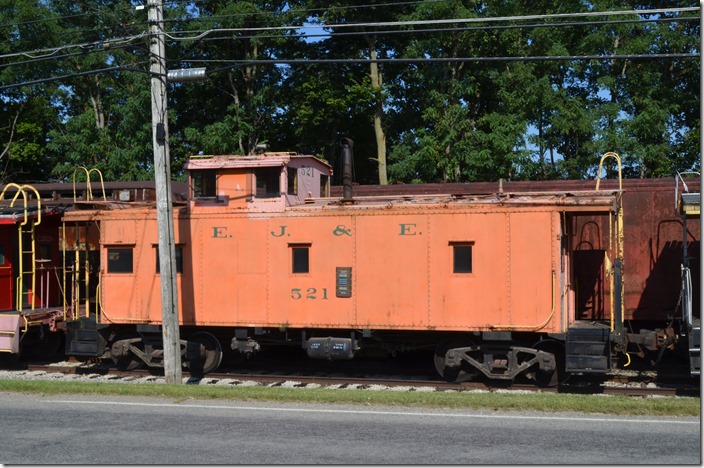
[46,400,700,425]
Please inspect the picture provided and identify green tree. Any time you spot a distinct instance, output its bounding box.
[389,0,535,183]
[169,0,309,162]
[0,1,699,185]
[301,0,418,184]
[0,0,65,182]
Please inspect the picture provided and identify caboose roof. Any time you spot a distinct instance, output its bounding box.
[0,205,62,224]
[183,153,331,171]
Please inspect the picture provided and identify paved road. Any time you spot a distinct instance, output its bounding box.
[0,393,699,464]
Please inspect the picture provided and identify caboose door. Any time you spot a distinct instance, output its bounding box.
[0,228,14,310]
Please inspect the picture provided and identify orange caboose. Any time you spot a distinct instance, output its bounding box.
[61,147,635,384]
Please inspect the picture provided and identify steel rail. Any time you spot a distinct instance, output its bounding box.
[22,364,700,398]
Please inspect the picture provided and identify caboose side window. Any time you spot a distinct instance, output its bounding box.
[154,245,184,274]
[320,174,329,197]
[193,170,217,198]
[451,242,473,274]
[291,244,310,274]
[38,244,51,260]
[255,167,281,198]
[107,247,134,273]
[287,169,297,195]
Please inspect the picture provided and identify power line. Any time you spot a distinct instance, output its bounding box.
[168,13,698,66]
[196,53,699,76]
[0,3,144,30]
[2,6,696,67]
[0,6,697,91]
[179,15,697,49]
[0,63,152,92]
[161,6,700,41]
[0,32,147,62]
[0,0,419,34]
[0,43,147,71]
[162,0,447,24]
[3,50,695,93]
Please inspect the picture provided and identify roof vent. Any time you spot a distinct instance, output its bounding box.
[254,144,269,154]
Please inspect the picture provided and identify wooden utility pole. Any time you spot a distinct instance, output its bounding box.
[148,0,182,384]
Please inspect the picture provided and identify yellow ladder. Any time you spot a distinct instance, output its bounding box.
[62,167,107,321]
[0,183,41,312]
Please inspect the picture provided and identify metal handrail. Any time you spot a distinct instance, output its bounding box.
[682,265,693,328]
[0,184,41,311]
[595,151,623,192]
[72,166,107,202]
[595,153,625,342]
[675,171,700,211]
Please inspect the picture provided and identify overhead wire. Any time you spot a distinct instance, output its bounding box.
[0,43,148,71]
[188,53,700,76]
[160,6,699,41]
[0,61,152,92]
[164,11,699,71]
[0,0,446,33]
[0,5,698,91]
[0,2,152,63]
[161,0,448,24]
[1,6,696,64]
[0,2,145,30]
[0,32,148,61]
[175,15,698,50]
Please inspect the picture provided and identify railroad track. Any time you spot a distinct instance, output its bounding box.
[17,362,700,398]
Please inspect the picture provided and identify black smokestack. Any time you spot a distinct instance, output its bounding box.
[340,138,354,203]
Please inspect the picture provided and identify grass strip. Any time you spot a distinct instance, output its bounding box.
[0,379,699,416]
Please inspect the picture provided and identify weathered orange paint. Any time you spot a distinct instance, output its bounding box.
[61,154,617,337]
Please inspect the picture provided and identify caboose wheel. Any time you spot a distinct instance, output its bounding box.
[113,354,142,371]
[532,339,566,387]
[433,341,480,382]
[111,336,143,371]
[187,332,223,375]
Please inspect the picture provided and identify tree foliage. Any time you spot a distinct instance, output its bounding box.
[0,0,699,185]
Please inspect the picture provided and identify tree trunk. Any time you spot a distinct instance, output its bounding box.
[90,75,105,130]
[368,38,387,185]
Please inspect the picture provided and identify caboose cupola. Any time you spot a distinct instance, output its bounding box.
[184,153,333,212]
